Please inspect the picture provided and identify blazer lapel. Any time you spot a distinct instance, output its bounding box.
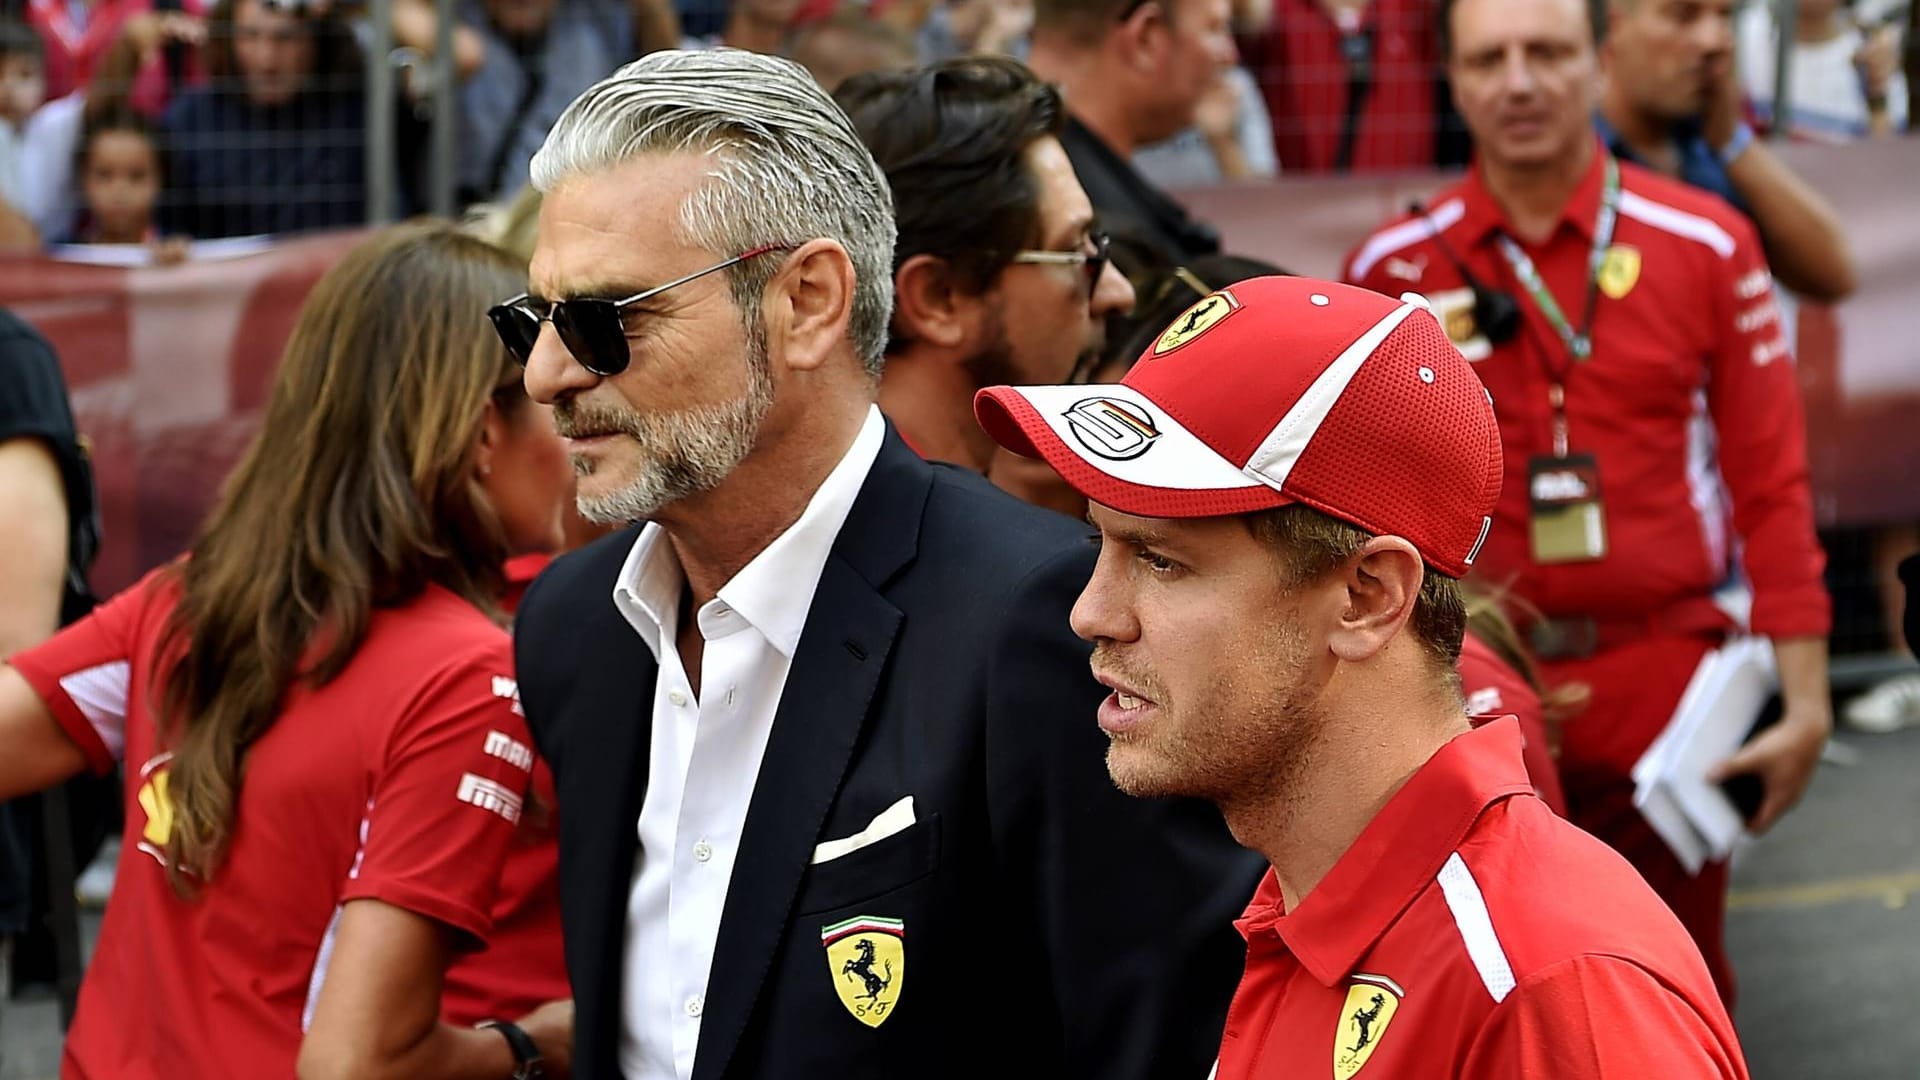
[690,432,929,1080]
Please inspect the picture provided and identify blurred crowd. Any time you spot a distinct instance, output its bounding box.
[0,0,1916,1077]
[0,0,1906,258]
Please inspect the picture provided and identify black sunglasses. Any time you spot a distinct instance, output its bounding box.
[488,244,792,377]
[1006,230,1113,301]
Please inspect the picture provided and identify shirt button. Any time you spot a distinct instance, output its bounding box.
[685,995,704,1018]
[692,841,713,863]
[669,690,689,708]
[712,603,731,617]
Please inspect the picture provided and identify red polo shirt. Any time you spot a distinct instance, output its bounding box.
[1343,145,1828,642]
[1456,633,1565,815]
[1217,719,1747,1079]
[1238,0,1442,173]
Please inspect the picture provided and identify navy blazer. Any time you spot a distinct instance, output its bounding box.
[514,429,1264,1080]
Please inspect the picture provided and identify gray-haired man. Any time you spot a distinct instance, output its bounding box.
[494,49,1262,1080]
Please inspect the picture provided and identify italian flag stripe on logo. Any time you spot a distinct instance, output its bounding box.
[820,916,904,944]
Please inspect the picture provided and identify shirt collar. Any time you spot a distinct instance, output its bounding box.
[1235,718,1537,988]
[1458,135,1611,249]
[610,405,888,660]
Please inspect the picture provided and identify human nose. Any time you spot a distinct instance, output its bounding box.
[1090,261,1135,319]
[521,321,599,406]
[1069,540,1141,645]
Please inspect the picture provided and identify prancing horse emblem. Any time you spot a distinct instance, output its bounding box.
[1333,975,1403,1078]
[822,916,906,1028]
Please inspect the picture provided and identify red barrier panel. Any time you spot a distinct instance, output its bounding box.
[0,141,1913,596]
[0,231,366,595]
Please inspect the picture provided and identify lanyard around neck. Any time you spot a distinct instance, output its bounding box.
[1492,154,1621,367]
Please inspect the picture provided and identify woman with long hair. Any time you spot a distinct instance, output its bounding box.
[0,221,573,1078]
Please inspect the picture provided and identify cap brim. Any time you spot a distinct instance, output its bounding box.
[974,383,1293,519]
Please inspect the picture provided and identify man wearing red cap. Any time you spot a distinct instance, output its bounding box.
[974,275,1749,1078]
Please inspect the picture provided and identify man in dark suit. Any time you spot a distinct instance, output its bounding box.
[493,49,1262,1080]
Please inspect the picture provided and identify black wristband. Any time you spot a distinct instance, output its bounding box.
[478,1019,544,1080]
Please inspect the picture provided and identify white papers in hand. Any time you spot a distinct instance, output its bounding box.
[1631,636,1778,874]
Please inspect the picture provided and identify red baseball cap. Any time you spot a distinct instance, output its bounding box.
[973,276,1503,578]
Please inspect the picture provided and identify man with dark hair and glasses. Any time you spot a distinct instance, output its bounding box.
[834,56,1136,475]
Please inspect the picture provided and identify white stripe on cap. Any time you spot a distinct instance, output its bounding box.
[1437,851,1516,1003]
[1243,301,1420,490]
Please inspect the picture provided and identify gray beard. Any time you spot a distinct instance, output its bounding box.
[566,329,775,526]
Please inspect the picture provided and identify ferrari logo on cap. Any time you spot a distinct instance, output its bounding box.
[1152,288,1241,356]
[1334,974,1403,1078]
[1064,397,1161,461]
[822,916,905,1028]
[1597,244,1641,300]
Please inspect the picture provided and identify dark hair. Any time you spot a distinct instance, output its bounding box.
[0,17,44,64]
[1438,0,1608,60]
[77,105,166,183]
[1247,504,1469,676]
[202,0,363,87]
[836,57,1065,350]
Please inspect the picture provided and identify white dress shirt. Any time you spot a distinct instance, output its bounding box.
[613,406,886,1080]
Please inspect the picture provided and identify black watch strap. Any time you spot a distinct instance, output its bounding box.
[479,1019,545,1080]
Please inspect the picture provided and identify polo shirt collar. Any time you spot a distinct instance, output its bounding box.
[1457,135,1611,249]
[1236,718,1537,988]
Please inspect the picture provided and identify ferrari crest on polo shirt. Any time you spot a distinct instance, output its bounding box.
[134,752,177,867]
[822,916,905,1027]
[1597,244,1642,300]
[1333,974,1404,1078]
[1151,288,1242,356]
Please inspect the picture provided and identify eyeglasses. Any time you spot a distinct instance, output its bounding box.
[488,244,792,377]
[1007,230,1112,301]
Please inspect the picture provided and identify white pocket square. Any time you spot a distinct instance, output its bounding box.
[810,796,916,866]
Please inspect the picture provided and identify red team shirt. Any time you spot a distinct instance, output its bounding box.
[1455,633,1565,816]
[440,555,570,1026]
[1344,144,1830,643]
[8,570,534,1079]
[1215,719,1748,1079]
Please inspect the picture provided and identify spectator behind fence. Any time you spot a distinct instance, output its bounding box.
[1597,0,1856,301]
[1236,0,1446,172]
[66,106,181,261]
[393,0,680,208]
[158,0,364,239]
[836,56,1135,470]
[0,223,575,1079]
[0,19,49,222]
[975,274,1750,1080]
[1345,0,1831,1006]
[789,10,917,92]
[499,47,1259,1079]
[1738,0,1908,140]
[1027,0,1234,272]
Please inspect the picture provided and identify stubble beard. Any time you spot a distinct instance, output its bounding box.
[1098,627,1321,818]
[561,328,775,526]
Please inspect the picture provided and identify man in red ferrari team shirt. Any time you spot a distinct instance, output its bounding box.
[974,274,1748,1077]
[1345,0,1830,1003]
